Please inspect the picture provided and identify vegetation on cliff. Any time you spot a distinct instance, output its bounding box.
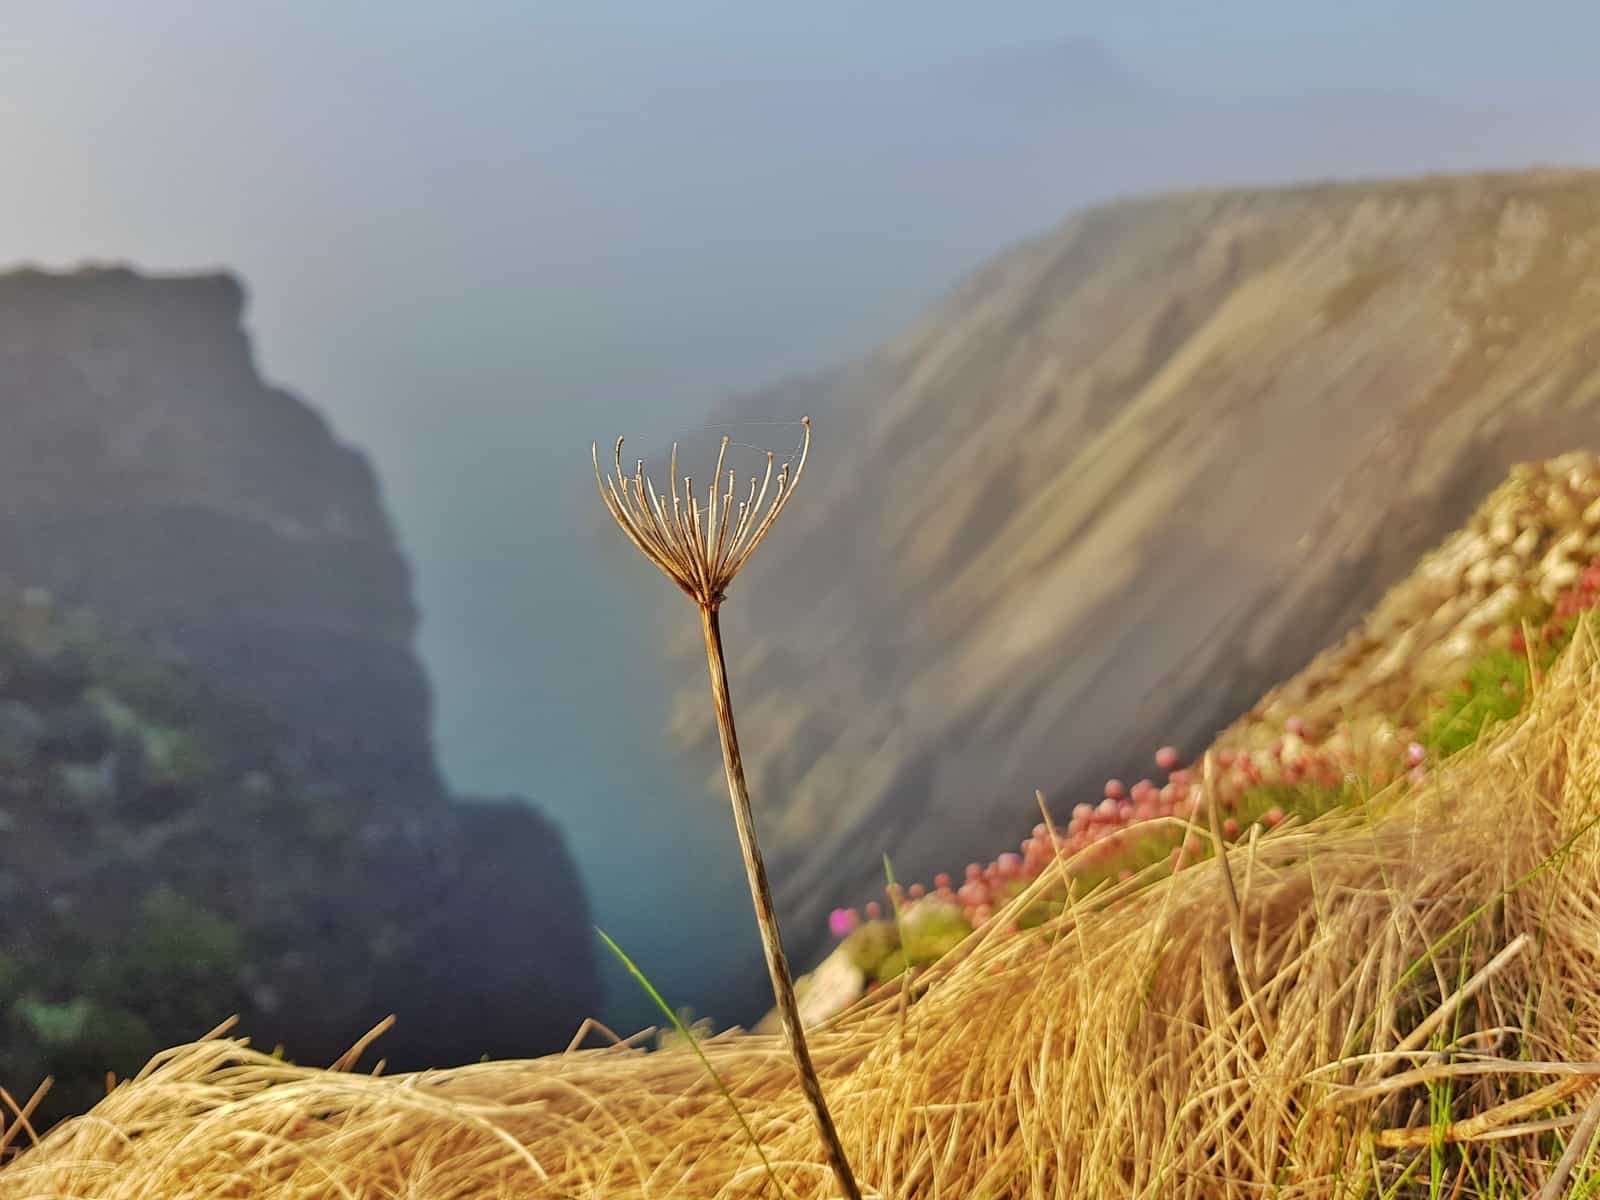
[676,170,1600,970]
[0,268,602,1128]
[8,452,1600,1196]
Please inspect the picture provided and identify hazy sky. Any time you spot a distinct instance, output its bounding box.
[3,1,1599,1027]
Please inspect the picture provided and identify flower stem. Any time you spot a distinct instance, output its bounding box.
[698,603,862,1200]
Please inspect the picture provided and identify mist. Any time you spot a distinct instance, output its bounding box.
[4,2,1600,1030]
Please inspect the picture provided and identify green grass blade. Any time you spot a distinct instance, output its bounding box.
[597,928,790,1199]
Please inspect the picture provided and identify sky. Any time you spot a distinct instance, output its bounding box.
[2,1,1598,1029]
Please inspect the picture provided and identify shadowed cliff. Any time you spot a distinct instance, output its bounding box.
[0,268,599,1121]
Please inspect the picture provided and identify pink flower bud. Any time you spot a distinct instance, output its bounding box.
[865,901,882,920]
[1155,746,1181,772]
[828,908,859,937]
[1104,779,1126,800]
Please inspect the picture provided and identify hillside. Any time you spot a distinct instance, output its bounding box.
[0,269,599,1119]
[672,168,1600,965]
[14,451,1600,1196]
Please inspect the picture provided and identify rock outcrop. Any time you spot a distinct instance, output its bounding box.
[672,169,1600,968]
[0,268,598,1124]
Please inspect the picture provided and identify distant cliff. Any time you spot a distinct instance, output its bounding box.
[0,268,598,1121]
[673,169,1600,969]
[0,268,434,809]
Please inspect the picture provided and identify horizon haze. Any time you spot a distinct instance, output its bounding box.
[4,3,1600,1029]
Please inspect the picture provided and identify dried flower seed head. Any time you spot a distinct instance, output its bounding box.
[592,417,810,608]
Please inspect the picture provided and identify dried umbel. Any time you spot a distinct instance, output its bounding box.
[593,418,809,608]
[593,417,862,1200]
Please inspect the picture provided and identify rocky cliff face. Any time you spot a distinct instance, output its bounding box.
[0,268,435,810]
[0,268,598,1120]
[673,169,1600,969]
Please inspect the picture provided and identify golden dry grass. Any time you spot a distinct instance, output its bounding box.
[13,631,1600,1197]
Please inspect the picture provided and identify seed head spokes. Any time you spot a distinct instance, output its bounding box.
[593,417,810,607]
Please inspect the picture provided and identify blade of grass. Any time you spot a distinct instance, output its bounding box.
[597,928,791,1199]
[882,854,914,1051]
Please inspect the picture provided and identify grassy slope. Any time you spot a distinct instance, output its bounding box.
[8,455,1600,1196]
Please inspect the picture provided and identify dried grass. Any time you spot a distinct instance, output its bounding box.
[12,630,1600,1197]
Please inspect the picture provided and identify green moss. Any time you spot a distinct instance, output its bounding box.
[871,949,909,984]
[901,905,972,965]
[13,996,158,1081]
[1235,778,1364,825]
[142,725,211,785]
[1423,648,1534,759]
[839,921,899,976]
[15,995,94,1048]
[134,887,242,974]
[62,629,194,730]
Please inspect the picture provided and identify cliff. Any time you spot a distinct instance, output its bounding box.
[0,268,598,1123]
[673,168,1600,966]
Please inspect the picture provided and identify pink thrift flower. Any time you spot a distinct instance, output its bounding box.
[997,852,1022,877]
[828,908,859,937]
[1104,779,1126,800]
[1155,746,1181,772]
